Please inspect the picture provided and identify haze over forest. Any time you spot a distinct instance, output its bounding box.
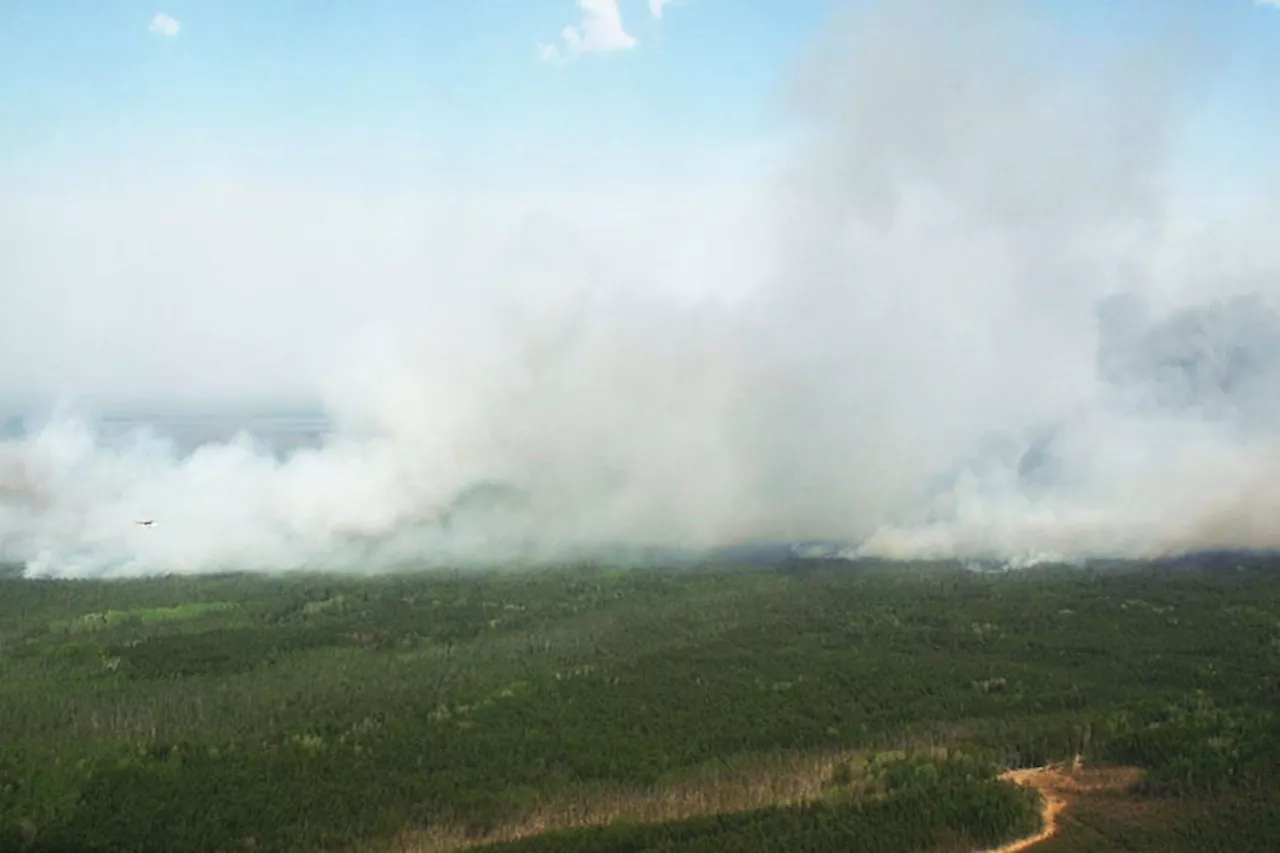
[3,0,1280,576]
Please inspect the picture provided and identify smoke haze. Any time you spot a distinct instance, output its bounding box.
[3,0,1280,577]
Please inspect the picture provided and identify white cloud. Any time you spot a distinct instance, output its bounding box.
[649,0,678,17]
[149,12,181,38]
[539,0,635,63]
[1258,0,1280,7]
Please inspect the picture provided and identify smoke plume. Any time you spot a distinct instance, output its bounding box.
[3,0,1279,577]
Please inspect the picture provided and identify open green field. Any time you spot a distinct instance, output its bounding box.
[2,557,1277,852]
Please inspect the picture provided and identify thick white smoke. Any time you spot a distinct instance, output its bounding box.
[3,0,1279,577]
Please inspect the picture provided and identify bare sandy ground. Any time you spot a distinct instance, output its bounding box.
[981,760,1144,853]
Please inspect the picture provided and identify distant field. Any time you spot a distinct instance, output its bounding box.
[2,558,1277,852]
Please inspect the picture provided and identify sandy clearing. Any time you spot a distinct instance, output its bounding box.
[980,760,1144,853]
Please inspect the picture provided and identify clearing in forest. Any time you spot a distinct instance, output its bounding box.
[984,760,1144,853]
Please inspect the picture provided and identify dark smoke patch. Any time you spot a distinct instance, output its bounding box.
[1097,293,1280,427]
[919,291,1280,504]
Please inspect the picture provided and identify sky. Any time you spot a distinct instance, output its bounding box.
[0,0,836,407]
[0,0,830,194]
[1,1,1277,193]
[4,1,1280,575]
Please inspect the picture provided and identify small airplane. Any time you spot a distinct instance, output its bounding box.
[134,519,158,527]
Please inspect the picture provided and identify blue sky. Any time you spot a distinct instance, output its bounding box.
[1,0,1277,193]
[0,0,831,190]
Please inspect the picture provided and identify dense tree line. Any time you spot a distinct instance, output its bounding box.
[2,559,1277,852]
[479,770,1040,853]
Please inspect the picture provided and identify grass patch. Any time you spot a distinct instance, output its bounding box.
[49,601,238,633]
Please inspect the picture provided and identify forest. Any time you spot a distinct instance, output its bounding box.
[1,555,1277,852]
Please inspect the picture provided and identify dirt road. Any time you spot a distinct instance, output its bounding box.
[980,761,1144,853]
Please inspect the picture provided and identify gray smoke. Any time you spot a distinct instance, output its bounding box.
[3,0,1278,577]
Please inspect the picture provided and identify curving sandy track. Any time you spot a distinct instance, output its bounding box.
[980,760,1144,853]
